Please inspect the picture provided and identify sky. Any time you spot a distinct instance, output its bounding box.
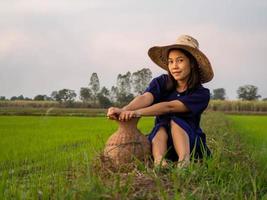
[0,0,267,100]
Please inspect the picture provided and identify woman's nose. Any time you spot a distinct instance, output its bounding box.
[173,61,179,68]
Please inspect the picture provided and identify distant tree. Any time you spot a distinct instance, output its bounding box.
[117,72,131,94]
[51,89,77,103]
[131,68,152,95]
[80,87,93,102]
[59,89,76,103]
[51,91,59,101]
[17,95,24,100]
[110,86,118,104]
[97,87,112,108]
[262,98,267,101]
[33,95,51,101]
[212,88,226,100]
[0,96,6,100]
[237,85,261,101]
[45,95,53,101]
[10,95,26,100]
[34,95,46,101]
[10,96,17,101]
[89,73,100,105]
[24,97,32,101]
[116,72,134,106]
[99,86,109,97]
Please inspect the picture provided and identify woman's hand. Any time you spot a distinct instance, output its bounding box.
[118,110,141,121]
[106,107,123,120]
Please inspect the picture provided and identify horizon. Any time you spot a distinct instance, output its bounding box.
[1,70,265,101]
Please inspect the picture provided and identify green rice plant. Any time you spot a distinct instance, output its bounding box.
[0,113,266,199]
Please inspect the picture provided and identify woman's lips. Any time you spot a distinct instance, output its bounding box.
[172,71,182,75]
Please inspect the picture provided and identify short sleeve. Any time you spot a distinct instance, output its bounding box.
[177,86,210,116]
[144,74,168,104]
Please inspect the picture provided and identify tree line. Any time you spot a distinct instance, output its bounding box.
[0,68,153,108]
[0,68,266,108]
[211,86,265,101]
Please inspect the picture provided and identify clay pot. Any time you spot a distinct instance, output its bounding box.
[104,118,151,166]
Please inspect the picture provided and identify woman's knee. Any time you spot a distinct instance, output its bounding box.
[170,120,185,135]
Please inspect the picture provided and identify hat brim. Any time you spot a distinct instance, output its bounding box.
[148,44,214,83]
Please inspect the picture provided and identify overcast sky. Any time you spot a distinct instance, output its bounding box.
[0,0,267,100]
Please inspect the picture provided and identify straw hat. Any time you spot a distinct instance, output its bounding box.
[148,35,214,83]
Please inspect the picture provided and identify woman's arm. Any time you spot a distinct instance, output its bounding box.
[136,100,189,116]
[122,92,154,110]
[107,92,154,120]
[118,100,189,121]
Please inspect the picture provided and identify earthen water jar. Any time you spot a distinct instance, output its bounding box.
[104,118,151,166]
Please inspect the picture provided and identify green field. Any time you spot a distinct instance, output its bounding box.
[227,115,267,166]
[0,113,266,199]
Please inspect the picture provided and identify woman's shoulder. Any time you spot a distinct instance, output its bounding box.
[153,74,169,81]
[189,84,210,96]
[196,84,210,92]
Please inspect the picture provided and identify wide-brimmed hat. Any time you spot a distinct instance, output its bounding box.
[148,35,214,83]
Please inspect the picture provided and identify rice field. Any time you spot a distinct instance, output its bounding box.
[227,115,267,166]
[0,113,266,199]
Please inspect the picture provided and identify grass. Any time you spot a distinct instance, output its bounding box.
[227,115,267,167]
[208,100,267,113]
[1,100,267,116]
[0,107,106,117]
[0,112,266,199]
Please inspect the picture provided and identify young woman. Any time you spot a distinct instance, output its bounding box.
[107,35,214,167]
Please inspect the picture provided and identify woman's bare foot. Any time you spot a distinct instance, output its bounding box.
[177,158,190,169]
[154,158,168,168]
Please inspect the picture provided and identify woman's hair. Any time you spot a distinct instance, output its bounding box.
[165,48,201,92]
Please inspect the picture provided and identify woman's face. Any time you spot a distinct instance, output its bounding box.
[168,49,191,82]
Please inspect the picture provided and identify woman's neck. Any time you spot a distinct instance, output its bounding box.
[176,80,188,92]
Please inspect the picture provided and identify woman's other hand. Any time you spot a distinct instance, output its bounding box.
[118,110,141,121]
[107,107,122,120]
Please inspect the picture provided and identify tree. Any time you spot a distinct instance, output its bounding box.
[110,86,118,104]
[51,91,59,101]
[0,96,6,100]
[10,95,25,100]
[34,95,50,101]
[89,73,100,105]
[131,68,152,95]
[97,87,112,108]
[59,89,77,103]
[10,96,18,101]
[237,85,261,101]
[80,87,93,102]
[117,72,131,95]
[17,95,24,100]
[116,72,134,106]
[34,95,45,101]
[45,95,53,101]
[51,89,77,103]
[212,88,226,100]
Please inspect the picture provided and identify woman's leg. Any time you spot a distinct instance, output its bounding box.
[151,127,168,167]
[170,120,190,166]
